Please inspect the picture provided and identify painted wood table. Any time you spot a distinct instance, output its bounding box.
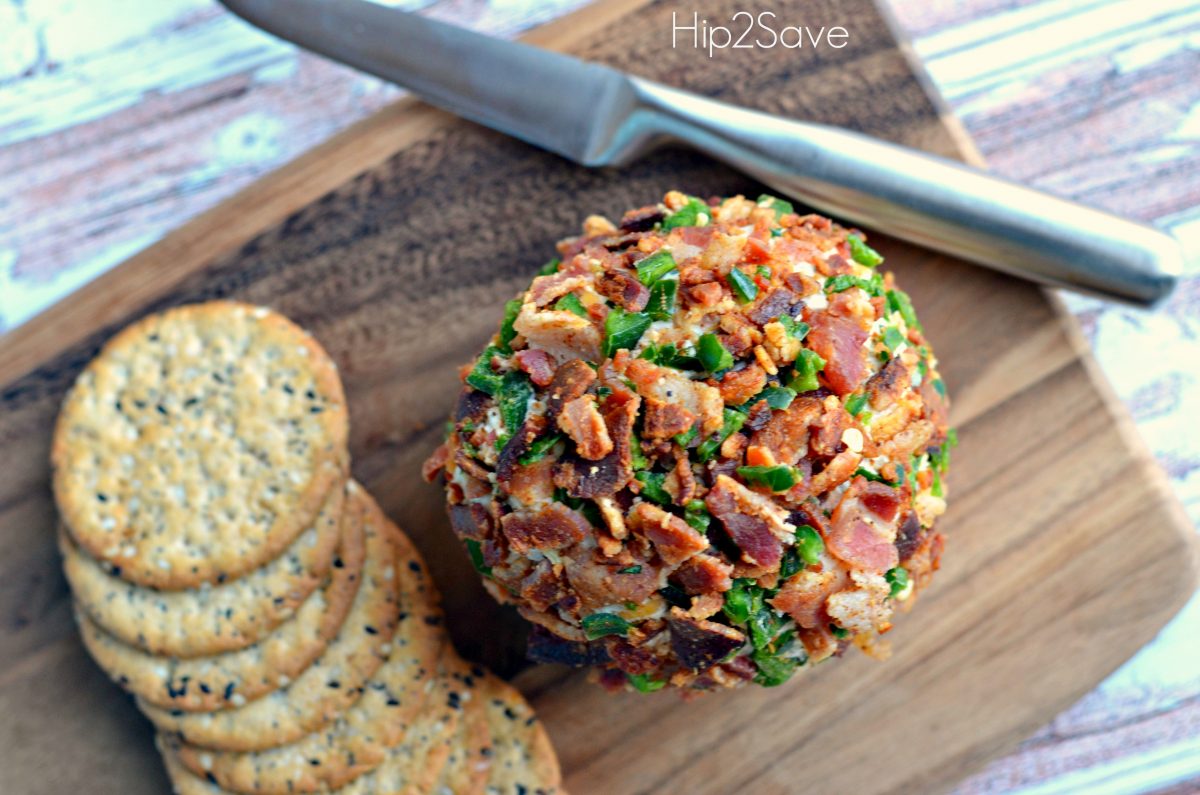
[1,0,1197,792]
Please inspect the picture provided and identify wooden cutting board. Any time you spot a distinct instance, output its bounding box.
[0,0,1195,792]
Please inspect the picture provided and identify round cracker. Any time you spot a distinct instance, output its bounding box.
[53,301,349,589]
[177,517,446,794]
[63,484,344,659]
[142,483,401,750]
[431,660,493,795]
[331,654,472,795]
[160,654,465,795]
[78,496,365,713]
[480,673,563,795]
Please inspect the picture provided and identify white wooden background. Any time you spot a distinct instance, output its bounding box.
[1,1,1198,792]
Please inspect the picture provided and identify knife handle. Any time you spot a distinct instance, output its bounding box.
[622,79,1181,307]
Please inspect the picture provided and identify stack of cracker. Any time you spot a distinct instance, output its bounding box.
[51,301,562,795]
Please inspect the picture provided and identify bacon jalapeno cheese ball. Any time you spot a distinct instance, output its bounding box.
[424,192,954,692]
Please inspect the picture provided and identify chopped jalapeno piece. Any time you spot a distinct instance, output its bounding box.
[697,408,747,462]
[582,612,631,639]
[752,648,799,687]
[737,465,799,492]
[825,272,884,296]
[647,277,678,321]
[684,500,712,533]
[722,579,761,624]
[674,422,699,448]
[635,250,677,286]
[498,299,523,353]
[854,467,900,487]
[756,265,771,278]
[519,433,562,465]
[844,391,869,416]
[465,346,504,395]
[886,288,922,332]
[619,565,643,575]
[465,539,492,576]
[497,371,533,434]
[883,326,907,353]
[847,234,883,267]
[728,268,759,303]
[697,333,734,373]
[754,386,797,410]
[538,258,561,275]
[603,309,652,357]
[778,547,802,580]
[661,197,710,230]
[794,524,825,565]
[830,624,850,639]
[757,193,795,218]
[778,314,810,340]
[627,672,666,692]
[635,471,673,506]
[554,292,587,318]
[885,567,910,598]
[788,349,826,392]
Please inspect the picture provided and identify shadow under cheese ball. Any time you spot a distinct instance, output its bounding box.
[425,191,954,693]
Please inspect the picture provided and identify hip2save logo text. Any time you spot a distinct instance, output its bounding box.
[672,12,850,57]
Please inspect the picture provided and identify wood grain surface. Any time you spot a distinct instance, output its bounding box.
[0,0,1194,793]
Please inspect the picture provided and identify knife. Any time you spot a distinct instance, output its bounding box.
[218,0,1182,307]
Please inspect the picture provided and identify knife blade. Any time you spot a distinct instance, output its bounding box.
[218,0,1182,306]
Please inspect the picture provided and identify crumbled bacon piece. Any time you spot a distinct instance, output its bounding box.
[807,297,869,396]
[674,554,733,595]
[619,205,665,232]
[607,639,659,675]
[421,442,450,482]
[520,560,568,612]
[705,475,784,568]
[687,282,724,307]
[514,348,557,386]
[667,608,745,672]
[825,477,903,573]
[448,503,493,541]
[597,268,650,312]
[500,504,590,553]
[746,287,800,326]
[643,397,696,440]
[545,359,596,423]
[717,363,767,407]
[627,502,707,566]
[769,567,848,629]
[558,396,614,460]
[749,395,823,465]
[526,625,610,667]
[866,356,910,408]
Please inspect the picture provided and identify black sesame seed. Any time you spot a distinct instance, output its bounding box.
[364,626,378,635]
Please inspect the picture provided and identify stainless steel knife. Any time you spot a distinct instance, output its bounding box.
[218,0,1183,307]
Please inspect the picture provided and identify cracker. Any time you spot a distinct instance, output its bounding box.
[160,654,465,795]
[331,653,472,795]
[77,495,365,713]
[176,524,446,794]
[431,661,493,795]
[53,301,349,589]
[480,673,563,795]
[141,484,400,751]
[63,484,344,659]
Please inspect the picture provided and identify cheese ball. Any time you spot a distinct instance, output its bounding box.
[424,192,953,692]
